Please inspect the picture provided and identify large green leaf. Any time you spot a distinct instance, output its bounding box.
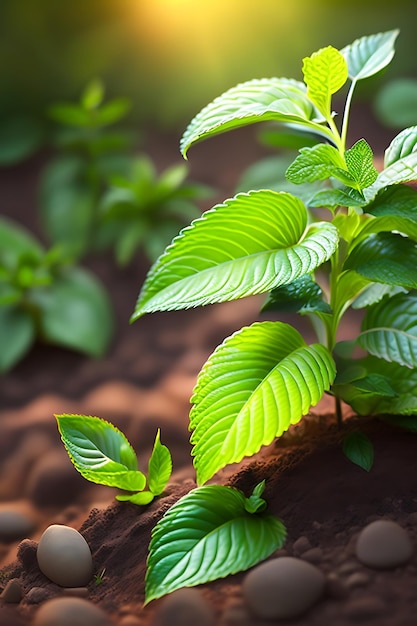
[358,293,417,368]
[345,232,417,289]
[365,184,417,220]
[145,483,286,603]
[131,191,338,319]
[32,267,113,357]
[0,306,35,373]
[384,126,417,167]
[190,321,336,484]
[341,30,399,81]
[180,78,331,157]
[302,46,348,119]
[365,152,417,200]
[0,217,44,263]
[55,414,146,491]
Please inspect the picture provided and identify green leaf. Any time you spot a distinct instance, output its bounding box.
[340,356,417,416]
[365,184,417,220]
[244,480,267,514]
[384,126,417,167]
[309,187,366,209]
[352,283,407,309]
[0,306,35,373]
[341,30,399,81]
[132,190,338,319]
[190,321,336,484]
[148,430,172,496]
[55,414,146,491]
[286,144,352,185]
[81,79,105,110]
[366,152,417,199]
[346,232,417,289]
[180,78,331,158]
[302,46,348,118]
[0,217,44,263]
[95,99,131,126]
[375,79,417,129]
[32,267,113,357]
[358,293,417,368]
[343,432,374,472]
[116,491,154,505]
[345,139,378,189]
[261,275,330,314]
[381,415,417,432]
[48,103,91,127]
[145,484,286,603]
[0,115,43,166]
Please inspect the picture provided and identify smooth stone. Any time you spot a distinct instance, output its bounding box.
[292,536,312,556]
[153,588,215,626]
[37,524,93,587]
[355,520,413,569]
[243,557,326,620]
[32,597,114,626]
[0,506,36,542]
[0,578,23,603]
[26,450,86,508]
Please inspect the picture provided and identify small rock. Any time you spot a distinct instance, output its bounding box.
[0,505,36,542]
[337,560,359,576]
[152,588,215,626]
[32,597,114,626]
[26,450,87,508]
[301,547,323,564]
[0,578,23,603]
[242,557,326,620]
[346,596,386,621]
[356,520,413,569]
[345,572,370,589]
[292,536,312,556]
[37,524,93,587]
[26,587,57,605]
[325,573,348,600]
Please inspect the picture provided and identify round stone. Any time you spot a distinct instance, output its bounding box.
[0,506,36,542]
[243,557,326,620]
[153,588,215,626]
[355,520,413,569]
[37,524,93,587]
[32,597,113,626]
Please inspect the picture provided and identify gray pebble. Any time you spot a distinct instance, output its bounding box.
[356,520,413,569]
[292,536,312,556]
[32,597,114,626]
[26,587,57,605]
[301,547,323,563]
[243,557,326,620]
[0,507,36,542]
[345,572,370,589]
[37,524,93,588]
[152,588,215,626]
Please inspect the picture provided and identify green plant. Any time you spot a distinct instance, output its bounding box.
[132,28,417,480]
[0,217,112,372]
[98,155,212,265]
[56,415,172,505]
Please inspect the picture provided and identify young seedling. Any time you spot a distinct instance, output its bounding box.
[55,415,172,505]
[133,28,417,481]
[0,217,112,372]
[99,155,212,265]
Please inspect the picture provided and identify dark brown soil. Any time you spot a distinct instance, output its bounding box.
[2,114,415,626]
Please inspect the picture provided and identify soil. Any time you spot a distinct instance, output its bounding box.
[1,113,415,626]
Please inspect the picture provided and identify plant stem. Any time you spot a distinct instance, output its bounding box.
[335,395,343,429]
[341,80,356,149]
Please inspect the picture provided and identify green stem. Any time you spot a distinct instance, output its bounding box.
[335,395,343,429]
[341,80,356,149]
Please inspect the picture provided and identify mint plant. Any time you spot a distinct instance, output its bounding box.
[0,217,112,372]
[132,29,417,478]
[56,414,172,505]
[98,155,212,265]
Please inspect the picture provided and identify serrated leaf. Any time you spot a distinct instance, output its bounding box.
[346,232,417,289]
[261,275,329,314]
[358,293,417,368]
[148,430,172,496]
[345,139,378,189]
[180,78,332,157]
[132,190,338,319]
[341,30,399,81]
[384,126,417,167]
[309,187,366,209]
[365,184,417,220]
[302,46,348,118]
[55,414,146,491]
[145,484,286,603]
[190,321,336,484]
[286,144,352,185]
[343,432,374,472]
[365,152,417,200]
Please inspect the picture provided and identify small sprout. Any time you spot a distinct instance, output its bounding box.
[94,568,106,586]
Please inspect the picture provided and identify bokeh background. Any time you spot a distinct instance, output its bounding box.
[1,0,416,135]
